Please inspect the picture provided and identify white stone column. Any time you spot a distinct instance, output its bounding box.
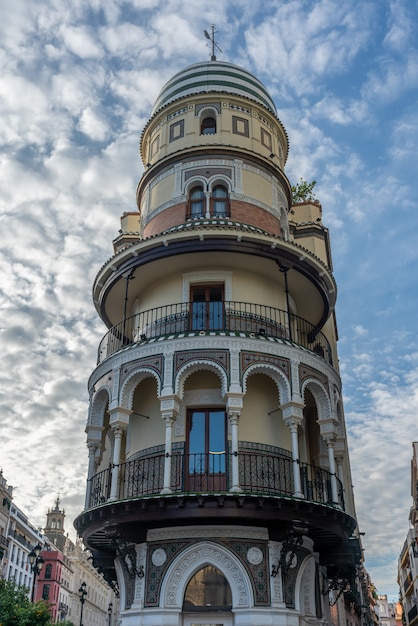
[205,191,211,218]
[281,401,304,498]
[326,438,340,506]
[160,396,180,494]
[108,408,130,502]
[109,425,124,501]
[226,394,244,493]
[85,443,98,509]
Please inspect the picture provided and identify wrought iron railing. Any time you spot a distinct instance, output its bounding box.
[86,450,344,510]
[97,301,332,365]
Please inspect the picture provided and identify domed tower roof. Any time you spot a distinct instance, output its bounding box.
[151,60,277,116]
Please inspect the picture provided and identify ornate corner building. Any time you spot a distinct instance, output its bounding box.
[75,59,363,626]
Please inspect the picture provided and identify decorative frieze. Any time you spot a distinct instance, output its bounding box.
[174,349,229,377]
[241,351,290,378]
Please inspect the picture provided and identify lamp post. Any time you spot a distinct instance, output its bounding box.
[28,543,44,603]
[78,580,87,626]
[108,601,113,626]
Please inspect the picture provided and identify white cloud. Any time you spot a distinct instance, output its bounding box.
[59,24,103,59]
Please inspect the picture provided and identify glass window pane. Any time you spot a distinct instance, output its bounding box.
[209,411,225,472]
[189,411,205,473]
[183,565,232,609]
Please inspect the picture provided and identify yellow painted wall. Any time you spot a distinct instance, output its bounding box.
[127,377,164,455]
[184,371,222,391]
[231,269,286,309]
[148,173,175,211]
[240,374,291,450]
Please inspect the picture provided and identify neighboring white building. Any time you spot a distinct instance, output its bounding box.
[399,442,418,626]
[5,501,44,598]
[0,469,13,577]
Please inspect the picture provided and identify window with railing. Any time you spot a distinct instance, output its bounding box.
[188,186,205,219]
[211,185,229,217]
[186,409,226,491]
[190,285,224,330]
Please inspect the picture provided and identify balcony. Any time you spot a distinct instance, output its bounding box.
[86,447,344,511]
[97,301,332,365]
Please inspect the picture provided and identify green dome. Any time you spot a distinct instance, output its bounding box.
[151,61,277,116]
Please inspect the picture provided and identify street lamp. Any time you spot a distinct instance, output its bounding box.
[78,581,87,626]
[28,543,44,603]
[108,601,113,626]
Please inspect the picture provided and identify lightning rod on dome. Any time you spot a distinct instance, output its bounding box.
[204,24,223,61]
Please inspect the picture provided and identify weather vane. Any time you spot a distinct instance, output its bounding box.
[204,25,223,61]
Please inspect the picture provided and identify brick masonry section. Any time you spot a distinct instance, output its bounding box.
[143,200,282,238]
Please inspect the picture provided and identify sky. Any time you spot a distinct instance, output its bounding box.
[0,0,417,601]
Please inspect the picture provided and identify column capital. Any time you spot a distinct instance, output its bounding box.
[317,417,339,439]
[280,401,304,425]
[159,395,180,419]
[109,407,131,427]
[86,425,104,444]
[225,393,244,411]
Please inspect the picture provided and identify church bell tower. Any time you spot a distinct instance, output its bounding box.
[75,52,362,626]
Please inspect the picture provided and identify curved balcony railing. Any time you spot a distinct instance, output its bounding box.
[97,301,332,365]
[87,450,344,510]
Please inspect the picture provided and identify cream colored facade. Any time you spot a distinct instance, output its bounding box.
[76,59,363,626]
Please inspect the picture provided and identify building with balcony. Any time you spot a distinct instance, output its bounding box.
[4,501,44,597]
[75,57,363,626]
[0,470,13,577]
[398,442,418,626]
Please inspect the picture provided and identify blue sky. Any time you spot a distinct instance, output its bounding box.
[0,0,417,600]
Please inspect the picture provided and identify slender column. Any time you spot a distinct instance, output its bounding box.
[160,396,180,494]
[326,438,340,506]
[205,191,211,218]
[281,401,304,498]
[108,408,130,502]
[109,425,124,501]
[85,443,98,509]
[289,419,303,498]
[226,394,244,493]
[229,412,241,492]
[162,417,174,494]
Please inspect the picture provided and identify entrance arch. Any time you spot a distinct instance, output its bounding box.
[160,541,253,610]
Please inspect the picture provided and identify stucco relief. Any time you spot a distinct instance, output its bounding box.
[147,526,269,542]
[119,368,162,409]
[242,361,291,405]
[133,543,147,608]
[175,358,228,398]
[300,556,317,616]
[301,377,332,423]
[161,542,252,609]
[89,386,112,426]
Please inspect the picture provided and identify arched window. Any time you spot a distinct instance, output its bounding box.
[188,186,205,219]
[211,185,229,217]
[201,116,216,135]
[45,563,52,579]
[183,565,232,610]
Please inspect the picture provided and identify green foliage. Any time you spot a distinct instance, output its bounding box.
[0,578,52,626]
[291,178,317,203]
